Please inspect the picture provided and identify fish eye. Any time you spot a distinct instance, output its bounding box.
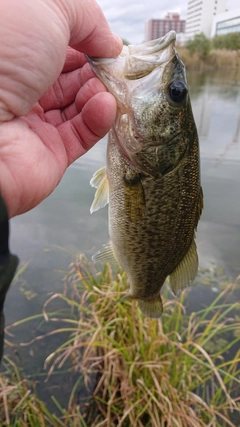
[168,80,187,104]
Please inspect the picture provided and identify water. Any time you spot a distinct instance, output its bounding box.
[3,69,240,407]
[191,70,240,275]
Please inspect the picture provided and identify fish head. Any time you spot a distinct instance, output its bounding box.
[87,31,195,176]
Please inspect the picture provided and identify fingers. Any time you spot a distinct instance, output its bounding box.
[43,76,108,126]
[62,47,87,73]
[39,63,96,111]
[82,92,116,140]
[62,0,123,57]
[58,92,116,165]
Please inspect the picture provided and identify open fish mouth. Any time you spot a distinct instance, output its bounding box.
[86,30,186,169]
[88,30,176,61]
[87,30,176,81]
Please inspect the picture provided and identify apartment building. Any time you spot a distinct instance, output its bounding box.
[145,12,185,41]
[185,0,226,40]
[211,7,240,36]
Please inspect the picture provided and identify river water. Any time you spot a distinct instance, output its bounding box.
[3,69,240,407]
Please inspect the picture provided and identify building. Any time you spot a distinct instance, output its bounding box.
[211,8,240,37]
[145,12,185,41]
[185,0,226,40]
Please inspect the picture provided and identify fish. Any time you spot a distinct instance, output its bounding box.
[88,30,203,318]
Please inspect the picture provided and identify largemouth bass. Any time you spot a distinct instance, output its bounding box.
[88,31,203,318]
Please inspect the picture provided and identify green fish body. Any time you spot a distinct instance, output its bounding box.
[88,31,203,318]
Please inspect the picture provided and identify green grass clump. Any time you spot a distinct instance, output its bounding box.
[1,256,240,426]
[43,256,240,426]
[0,359,91,426]
[0,360,62,426]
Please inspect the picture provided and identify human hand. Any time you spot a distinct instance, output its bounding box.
[0,0,122,218]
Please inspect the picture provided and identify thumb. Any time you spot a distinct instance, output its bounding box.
[62,0,122,57]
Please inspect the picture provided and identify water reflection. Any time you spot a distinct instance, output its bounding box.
[189,70,240,160]
[186,71,240,275]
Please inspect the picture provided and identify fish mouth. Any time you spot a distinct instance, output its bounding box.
[124,31,176,80]
[86,30,176,82]
[125,30,176,62]
[87,32,179,171]
[87,30,176,62]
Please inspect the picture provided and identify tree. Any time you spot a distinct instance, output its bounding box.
[212,32,240,51]
[185,33,211,61]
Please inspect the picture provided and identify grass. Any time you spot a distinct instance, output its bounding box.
[1,256,240,426]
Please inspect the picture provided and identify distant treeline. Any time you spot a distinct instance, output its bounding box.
[184,32,240,61]
[176,32,240,70]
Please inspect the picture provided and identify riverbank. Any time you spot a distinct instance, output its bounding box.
[177,47,240,71]
[1,258,239,426]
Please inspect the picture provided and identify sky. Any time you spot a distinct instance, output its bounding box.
[96,0,240,44]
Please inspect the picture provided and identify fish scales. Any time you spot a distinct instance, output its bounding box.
[88,31,203,318]
[107,130,199,296]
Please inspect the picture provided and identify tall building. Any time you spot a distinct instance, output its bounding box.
[185,0,226,40]
[211,8,240,37]
[145,12,185,41]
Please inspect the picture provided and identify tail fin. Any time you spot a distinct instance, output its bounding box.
[116,292,163,319]
[138,295,163,318]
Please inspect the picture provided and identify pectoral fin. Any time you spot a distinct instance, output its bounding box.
[170,240,198,295]
[124,173,145,222]
[90,167,109,213]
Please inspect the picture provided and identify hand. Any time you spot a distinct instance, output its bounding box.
[0,0,122,218]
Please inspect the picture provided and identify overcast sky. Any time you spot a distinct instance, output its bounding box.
[97,0,240,44]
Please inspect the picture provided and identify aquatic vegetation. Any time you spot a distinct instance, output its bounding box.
[0,361,62,427]
[1,256,239,426]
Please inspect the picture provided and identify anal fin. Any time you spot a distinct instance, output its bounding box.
[170,239,198,295]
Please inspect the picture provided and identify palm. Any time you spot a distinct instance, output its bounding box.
[0,0,122,218]
[0,59,116,217]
